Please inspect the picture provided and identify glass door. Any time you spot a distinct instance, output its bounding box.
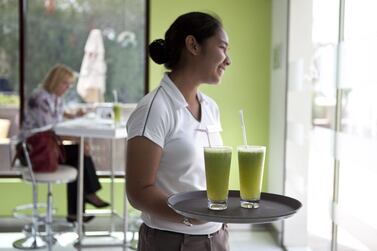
[307,0,339,249]
[285,0,377,250]
[335,0,377,250]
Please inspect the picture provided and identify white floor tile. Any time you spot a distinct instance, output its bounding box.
[0,229,284,251]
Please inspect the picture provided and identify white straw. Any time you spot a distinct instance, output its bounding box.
[113,90,118,103]
[239,110,248,146]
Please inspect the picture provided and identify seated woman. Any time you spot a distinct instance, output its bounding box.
[22,64,109,223]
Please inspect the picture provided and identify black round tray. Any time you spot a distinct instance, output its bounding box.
[168,190,302,224]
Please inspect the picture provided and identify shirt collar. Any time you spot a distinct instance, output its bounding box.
[160,73,209,109]
[40,87,60,100]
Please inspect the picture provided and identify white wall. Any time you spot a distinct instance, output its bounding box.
[284,0,313,248]
[269,0,313,249]
[268,0,289,242]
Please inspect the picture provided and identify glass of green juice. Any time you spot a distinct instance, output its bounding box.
[112,103,122,126]
[238,145,266,209]
[204,146,232,210]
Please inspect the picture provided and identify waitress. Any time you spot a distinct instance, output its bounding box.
[126,12,231,251]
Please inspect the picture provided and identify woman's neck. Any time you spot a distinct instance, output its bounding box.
[168,70,202,121]
[168,70,199,105]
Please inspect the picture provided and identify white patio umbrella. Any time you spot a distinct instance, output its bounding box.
[77,29,107,103]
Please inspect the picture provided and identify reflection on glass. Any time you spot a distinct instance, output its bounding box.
[341,88,377,139]
[311,45,337,129]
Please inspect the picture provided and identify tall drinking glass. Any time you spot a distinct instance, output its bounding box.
[238,145,266,208]
[204,146,232,210]
[112,103,122,126]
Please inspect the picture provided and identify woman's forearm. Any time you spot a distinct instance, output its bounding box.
[126,136,204,225]
[127,183,183,223]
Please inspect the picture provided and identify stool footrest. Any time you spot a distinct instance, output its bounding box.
[13,203,57,222]
[22,220,75,237]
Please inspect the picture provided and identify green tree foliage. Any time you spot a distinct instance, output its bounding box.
[0,0,19,94]
[0,0,146,104]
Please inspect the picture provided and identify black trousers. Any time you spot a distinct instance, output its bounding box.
[63,144,101,215]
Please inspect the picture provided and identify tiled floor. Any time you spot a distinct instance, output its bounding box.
[228,227,283,251]
[0,222,284,251]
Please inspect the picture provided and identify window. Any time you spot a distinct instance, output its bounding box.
[0,0,20,175]
[0,0,148,175]
[26,0,147,103]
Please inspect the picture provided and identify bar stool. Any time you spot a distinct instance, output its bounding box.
[11,131,78,249]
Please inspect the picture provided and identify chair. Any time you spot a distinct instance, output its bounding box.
[11,128,78,249]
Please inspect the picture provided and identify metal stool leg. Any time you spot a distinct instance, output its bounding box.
[12,236,46,250]
[13,219,46,249]
[13,178,47,249]
[45,183,56,245]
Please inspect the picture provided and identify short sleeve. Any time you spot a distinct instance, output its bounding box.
[23,89,58,129]
[126,90,170,149]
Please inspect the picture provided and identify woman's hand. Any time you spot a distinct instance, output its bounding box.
[63,108,86,119]
[75,108,86,118]
[189,218,207,225]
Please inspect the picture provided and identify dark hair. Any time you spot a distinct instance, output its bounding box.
[149,12,222,70]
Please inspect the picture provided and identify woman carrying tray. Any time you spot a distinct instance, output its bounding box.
[126,12,231,251]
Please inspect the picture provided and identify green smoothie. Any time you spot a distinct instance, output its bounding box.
[238,146,266,206]
[204,146,232,209]
[113,103,122,123]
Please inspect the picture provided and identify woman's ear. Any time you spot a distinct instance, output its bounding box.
[185,35,200,55]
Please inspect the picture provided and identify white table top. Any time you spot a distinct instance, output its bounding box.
[54,117,128,139]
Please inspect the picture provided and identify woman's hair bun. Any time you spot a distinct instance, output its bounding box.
[149,39,169,65]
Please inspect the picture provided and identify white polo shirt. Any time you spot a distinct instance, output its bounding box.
[127,73,223,235]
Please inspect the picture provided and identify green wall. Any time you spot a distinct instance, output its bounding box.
[0,0,271,216]
[149,0,271,190]
[0,178,125,217]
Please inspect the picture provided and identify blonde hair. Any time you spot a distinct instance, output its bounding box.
[42,64,76,93]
